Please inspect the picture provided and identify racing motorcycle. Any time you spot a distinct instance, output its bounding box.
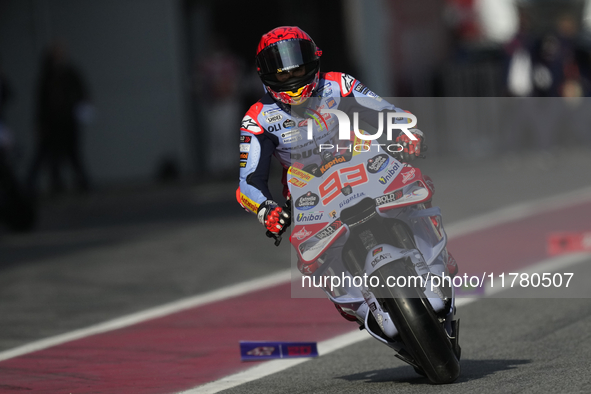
[271,146,461,384]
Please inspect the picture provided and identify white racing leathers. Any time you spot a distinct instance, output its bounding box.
[237,71,410,214]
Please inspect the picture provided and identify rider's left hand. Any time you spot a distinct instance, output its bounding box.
[395,129,426,162]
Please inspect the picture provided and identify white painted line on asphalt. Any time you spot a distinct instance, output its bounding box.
[0,269,291,362]
[184,251,591,394]
[485,252,591,297]
[2,185,591,386]
[178,329,369,394]
[445,186,591,239]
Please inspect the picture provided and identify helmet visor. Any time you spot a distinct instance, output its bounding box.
[257,39,318,75]
[261,61,319,92]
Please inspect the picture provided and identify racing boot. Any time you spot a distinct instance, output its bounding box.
[334,303,359,322]
[447,251,459,278]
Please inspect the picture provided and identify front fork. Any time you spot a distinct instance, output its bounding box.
[339,201,454,342]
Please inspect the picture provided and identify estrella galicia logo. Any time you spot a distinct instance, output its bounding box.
[379,162,401,185]
[366,154,389,174]
[295,192,319,211]
[296,211,324,222]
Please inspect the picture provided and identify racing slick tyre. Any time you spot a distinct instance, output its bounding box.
[371,259,460,384]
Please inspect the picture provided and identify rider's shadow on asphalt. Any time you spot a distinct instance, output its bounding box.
[337,359,531,384]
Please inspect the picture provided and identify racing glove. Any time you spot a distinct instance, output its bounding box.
[257,200,291,235]
[394,129,426,162]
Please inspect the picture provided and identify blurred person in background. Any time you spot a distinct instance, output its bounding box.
[236,26,458,322]
[444,0,482,61]
[27,41,91,196]
[0,59,36,232]
[530,13,583,97]
[195,36,244,177]
[503,10,591,157]
[505,10,590,98]
[504,4,536,97]
[552,13,591,98]
[0,56,15,190]
[0,60,13,127]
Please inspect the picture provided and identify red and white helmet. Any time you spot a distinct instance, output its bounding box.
[255,26,322,105]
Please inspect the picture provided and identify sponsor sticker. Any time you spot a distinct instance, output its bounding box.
[372,247,383,256]
[283,135,303,144]
[375,190,403,206]
[295,192,319,210]
[283,119,296,129]
[297,211,324,222]
[263,108,282,116]
[240,135,251,143]
[289,167,314,182]
[338,192,365,209]
[354,83,369,95]
[240,341,318,361]
[402,168,416,184]
[315,220,343,240]
[240,144,250,153]
[371,253,392,267]
[239,152,249,160]
[281,130,301,139]
[378,161,401,185]
[317,85,333,97]
[241,116,261,133]
[341,74,355,94]
[289,178,308,188]
[366,154,389,174]
[240,193,259,213]
[367,91,382,101]
[266,114,283,123]
[293,227,313,240]
[319,155,348,174]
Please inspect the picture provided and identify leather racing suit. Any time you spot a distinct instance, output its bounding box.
[237,72,411,214]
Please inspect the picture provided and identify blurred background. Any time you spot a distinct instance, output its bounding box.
[0,0,590,233]
[1,2,591,380]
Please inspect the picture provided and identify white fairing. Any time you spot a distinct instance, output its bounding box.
[364,290,398,339]
[363,243,448,317]
[288,150,455,341]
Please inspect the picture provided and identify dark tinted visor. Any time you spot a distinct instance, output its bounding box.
[261,61,319,92]
[257,39,317,75]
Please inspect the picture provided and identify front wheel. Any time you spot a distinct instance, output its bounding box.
[372,259,460,384]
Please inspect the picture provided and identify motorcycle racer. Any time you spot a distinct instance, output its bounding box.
[236,27,458,312]
[238,27,422,221]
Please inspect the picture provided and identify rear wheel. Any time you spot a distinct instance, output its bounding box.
[372,259,460,384]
